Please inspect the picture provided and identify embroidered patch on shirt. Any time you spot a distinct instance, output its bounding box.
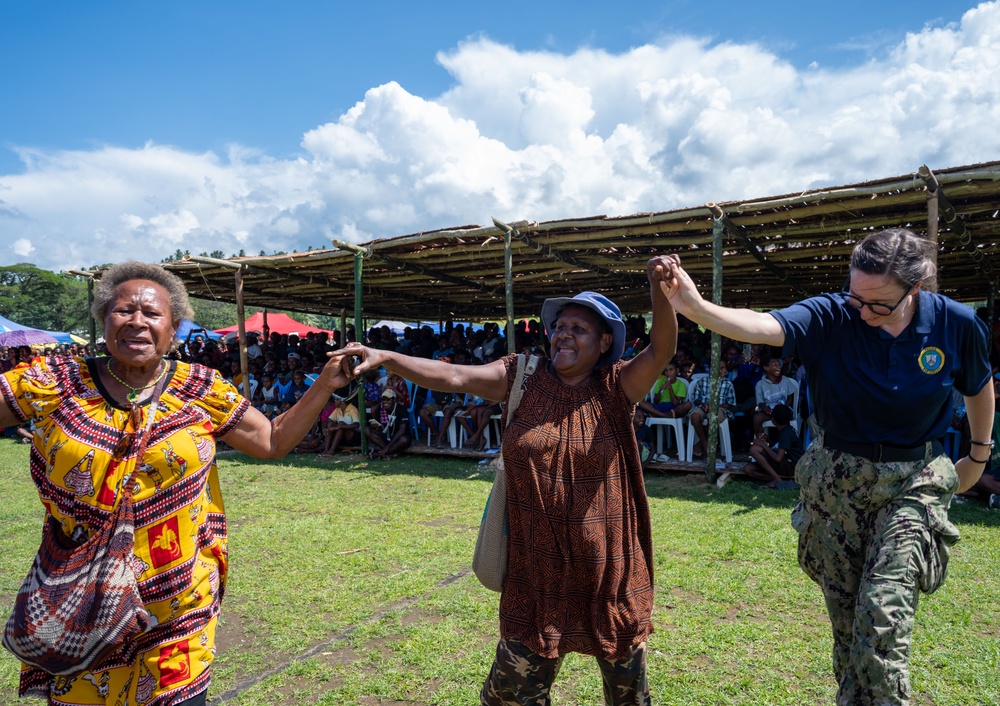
[918,347,945,374]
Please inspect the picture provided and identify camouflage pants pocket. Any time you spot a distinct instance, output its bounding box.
[914,503,960,594]
[791,501,823,586]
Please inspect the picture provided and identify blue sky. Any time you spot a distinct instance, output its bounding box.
[1,1,996,270]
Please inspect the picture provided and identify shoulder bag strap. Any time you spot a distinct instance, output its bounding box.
[503,354,540,427]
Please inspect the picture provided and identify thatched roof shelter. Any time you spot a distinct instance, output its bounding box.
[159,161,1000,321]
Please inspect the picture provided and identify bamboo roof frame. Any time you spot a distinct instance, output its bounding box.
[155,160,1000,321]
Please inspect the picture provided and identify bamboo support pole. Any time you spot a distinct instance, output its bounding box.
[354,252,368,455]
[919,165,997,285]
[180,255,239,270]
[87,277,95,344]
[182,256,252,399]
[706,211,725,483]
[234,268,251,401]
[493,218,518,355]
[924,165,940,276]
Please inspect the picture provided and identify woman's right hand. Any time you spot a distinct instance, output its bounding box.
[326,343,385,382]
[660,257,705,316]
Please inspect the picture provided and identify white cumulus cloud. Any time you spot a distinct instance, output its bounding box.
[12,238,35,258]
[1,2,999,272]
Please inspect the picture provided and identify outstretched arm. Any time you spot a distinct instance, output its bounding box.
[621,255,679,404]
[222,349,355,458]
[661,258,786,346]
[336,344,510,404]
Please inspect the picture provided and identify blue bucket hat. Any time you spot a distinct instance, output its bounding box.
[541,291,626,367]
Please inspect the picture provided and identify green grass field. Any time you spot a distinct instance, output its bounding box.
[1,438,997,705]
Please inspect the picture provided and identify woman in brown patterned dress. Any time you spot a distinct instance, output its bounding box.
[339,255,679,705]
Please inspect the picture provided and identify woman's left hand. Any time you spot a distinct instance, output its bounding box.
[647,254,679,292]
[319,346,367,389]
[327,343,389,380]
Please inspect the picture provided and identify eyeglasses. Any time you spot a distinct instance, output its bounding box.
[112,404,143,459]
[840,281,914,317]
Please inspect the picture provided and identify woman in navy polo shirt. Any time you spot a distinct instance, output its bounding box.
[661,228,993,706]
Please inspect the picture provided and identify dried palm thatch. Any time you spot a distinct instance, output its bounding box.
[147,161,1000,320]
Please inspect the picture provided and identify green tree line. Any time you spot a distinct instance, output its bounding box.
[1,263,340,337]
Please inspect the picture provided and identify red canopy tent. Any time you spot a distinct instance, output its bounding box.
[214,312,332,337]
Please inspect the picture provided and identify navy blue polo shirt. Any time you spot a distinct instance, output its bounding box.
[771,290,990,446]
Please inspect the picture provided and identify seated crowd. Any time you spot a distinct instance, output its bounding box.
[5,313,1000,506]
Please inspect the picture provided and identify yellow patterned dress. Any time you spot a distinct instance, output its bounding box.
[1,356,249,705]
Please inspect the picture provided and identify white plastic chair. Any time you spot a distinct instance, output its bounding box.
[685,412,734,464]
[482,412,503,450]
[453,395,479,449]
[426,394,462,448]
[645,378,689,461]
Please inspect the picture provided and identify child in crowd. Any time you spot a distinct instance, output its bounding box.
[742,404,803,489]
[365,389,411,460]
[638,359,691,419]
[318,393,361,456]
[753,353,798,437]
[255,373,281,418]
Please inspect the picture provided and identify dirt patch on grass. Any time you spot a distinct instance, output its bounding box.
[399,604,444,629]
[215,603,252,655]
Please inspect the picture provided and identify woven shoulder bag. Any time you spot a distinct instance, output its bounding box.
[2,374,166,675]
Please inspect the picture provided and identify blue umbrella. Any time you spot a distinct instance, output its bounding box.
[175,320,222,341]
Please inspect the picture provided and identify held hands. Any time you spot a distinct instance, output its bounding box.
[656,255,703,315]
[325,342,383,384]
[647,254,678,287]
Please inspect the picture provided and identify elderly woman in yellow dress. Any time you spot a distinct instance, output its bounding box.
[0,261,352,706]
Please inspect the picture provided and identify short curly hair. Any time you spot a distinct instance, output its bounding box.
[91,261,194,329]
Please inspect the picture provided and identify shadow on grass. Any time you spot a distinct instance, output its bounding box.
[218,449,1000,528]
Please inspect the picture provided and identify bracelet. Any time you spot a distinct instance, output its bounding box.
[968,453,991,464]
[970,439,996,447]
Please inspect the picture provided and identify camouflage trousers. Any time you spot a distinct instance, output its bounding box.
[480,638,650,706]
[792,435,960,706]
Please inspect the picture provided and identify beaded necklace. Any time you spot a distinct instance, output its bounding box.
[106,359,168,403]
